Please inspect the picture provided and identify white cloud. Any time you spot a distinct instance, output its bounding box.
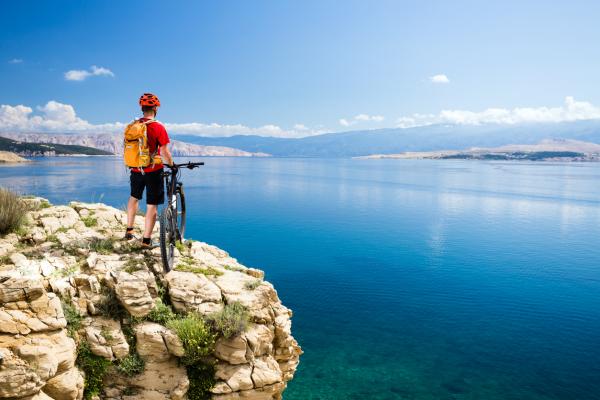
[0,101,123,132]
[0,100,325,138]
[64,65,115,81]
[8,58,23,64]
[396,97,600,128]
[339,114,385,127]
[429,74,450,84]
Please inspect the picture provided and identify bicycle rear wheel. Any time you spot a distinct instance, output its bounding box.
[176,186,186,241]
[159,206,176,273]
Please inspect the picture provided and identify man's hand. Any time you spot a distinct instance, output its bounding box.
[161,144,173,166]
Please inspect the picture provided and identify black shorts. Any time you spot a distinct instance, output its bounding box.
[130,170,164,205]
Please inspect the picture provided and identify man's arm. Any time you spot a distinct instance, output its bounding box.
[161,144,173,166]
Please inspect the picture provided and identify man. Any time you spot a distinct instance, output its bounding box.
[125,93,173,247]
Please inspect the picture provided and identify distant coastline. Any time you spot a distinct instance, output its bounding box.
[0,150,30,163]
[358,139,600,162]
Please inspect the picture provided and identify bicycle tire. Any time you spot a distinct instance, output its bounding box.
[159,206,176,273]
[176,186,186,241]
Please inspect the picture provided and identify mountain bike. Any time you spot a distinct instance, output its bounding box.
[159,161,204,272]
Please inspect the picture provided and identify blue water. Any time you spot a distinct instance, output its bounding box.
[2,157,600,400]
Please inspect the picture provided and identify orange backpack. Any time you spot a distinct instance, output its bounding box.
[123,119,163,170]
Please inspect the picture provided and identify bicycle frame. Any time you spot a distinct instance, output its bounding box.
[159,162,203,272]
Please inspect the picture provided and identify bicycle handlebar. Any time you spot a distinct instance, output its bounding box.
[165,162,204,170]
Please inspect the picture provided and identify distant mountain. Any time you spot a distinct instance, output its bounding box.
[173,119,600,157]
[0,136,112,156]
[361,139,600,161]
[0,133,269,157]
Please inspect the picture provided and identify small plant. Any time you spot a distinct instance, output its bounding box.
[88,238,115,255]
[62,301,82,337]
[47,234,60,244]
[147,299,176,325]
[167,313,217,366]
[223,264,245,272]
[14,224,30,237]
[174,258,223,276]
[0,188,28,235]
[206,302,250,339]
[56,226,69,233]
[39,200,51,209]
[76,341,111,399]
[100,327,114,343]
[0,255,12,265]
[175,241,186,253]
[186,362,217,400]
[82,216,98,228]
[123,258,144,273]
[244,280,262,290]
[116,353,145,377]
[58,263,79,278]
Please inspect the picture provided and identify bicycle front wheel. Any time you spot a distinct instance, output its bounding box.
[176,186,186,242]
[159,206,176,273]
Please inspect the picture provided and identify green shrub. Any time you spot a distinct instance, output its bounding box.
[88,238,115,254]
[206,302,250,339]
[174,262,223,276]
[62,301,82,337]
[117,353,145,377]
[186,362,216,400]
[0,189,28,235]
[39,200,51,209]
[123,257,144,273]
[147,299,176,325]
[76,341,111,399]
[82,216,97,227]
[244,280,262,290]
[167,313,216,366]
[47,234,60,243]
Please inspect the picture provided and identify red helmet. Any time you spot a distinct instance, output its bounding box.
[139,93,161,107]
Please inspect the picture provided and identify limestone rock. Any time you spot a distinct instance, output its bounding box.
[213,271,278,323]
[215,335,249,365]
[244,324,274,357]
[165,270,223,314]
[215,363,254,392]
[43,367,85,400]
[0,348,45,398]
[251,356,283,388]
[114,272,154,317]
[0,275,45,303]
[85,317,129,360]
[38,206,80,234]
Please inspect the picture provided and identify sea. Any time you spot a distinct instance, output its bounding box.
[1,156,599,400]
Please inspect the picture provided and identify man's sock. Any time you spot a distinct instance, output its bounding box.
[142,237,151,245]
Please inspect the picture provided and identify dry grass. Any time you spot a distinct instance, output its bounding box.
[0,188,28,235]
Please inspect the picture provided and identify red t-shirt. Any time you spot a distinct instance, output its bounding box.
[131,118,170,173]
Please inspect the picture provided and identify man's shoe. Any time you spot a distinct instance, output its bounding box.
[141,237,154,249]
[124,227,135,240]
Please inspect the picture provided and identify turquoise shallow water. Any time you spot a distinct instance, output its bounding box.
[1,157,600,399]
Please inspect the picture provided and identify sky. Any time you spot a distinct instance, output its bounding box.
[2,0,600,137]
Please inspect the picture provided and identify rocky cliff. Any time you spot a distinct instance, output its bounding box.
[0,199,301,399]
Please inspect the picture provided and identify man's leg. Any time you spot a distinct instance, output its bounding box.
[144,205,158,239]
[126,196,139,229]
